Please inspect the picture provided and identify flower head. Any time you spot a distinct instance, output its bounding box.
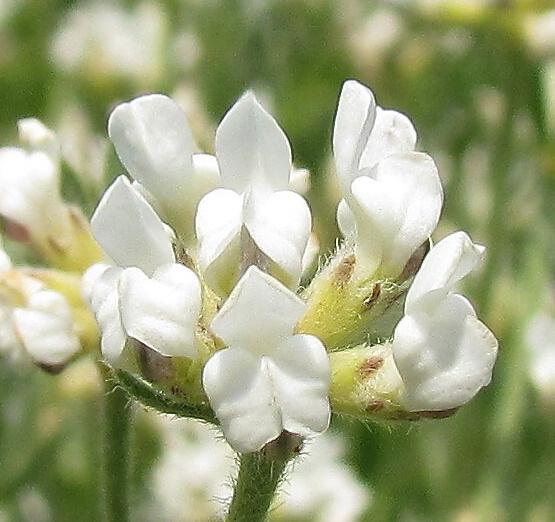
[203,266,330,453]
[196,92,312,294]
[108,94,219,242]
[0,119,101,271]
[86,176,201,363]
[0,239,80,367]
[333,80,443,277]
[392,232,498,411]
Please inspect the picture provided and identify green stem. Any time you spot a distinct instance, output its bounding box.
[227,433,299,522]
[114,368,217,424]
[103,380,131,522]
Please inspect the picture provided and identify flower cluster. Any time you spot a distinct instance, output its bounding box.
[0,119,100,369]
[82,80,498,453]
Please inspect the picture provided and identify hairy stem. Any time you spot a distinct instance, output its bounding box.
[227,433,300,522]
[103,380,131,522]
[114,368,217,424]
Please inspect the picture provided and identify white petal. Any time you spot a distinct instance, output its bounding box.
[333,80,376,190]
[192,153,220,191]
[393,293,498,411]
[91,176,175,275]
[406,231,485,312]
[203,347,282,453]
[268,334,330,436]
[0,148,67,243]
[245,190,311,286]
[162,153,221,241]
[210,266,306,354]
[13,290,79,365]
[336,198,356,238]
[195,188,243,291]
[359,106,417,170]
[108,94,195,209]
[349,152,443,276]
[301,233,320,277]
[85,265,126,364]
[118,264,201,358]
[215,92,291,192]
[81,262,112,304]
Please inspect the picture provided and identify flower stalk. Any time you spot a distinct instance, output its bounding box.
[227,433,301,522]
[103,377,131,522]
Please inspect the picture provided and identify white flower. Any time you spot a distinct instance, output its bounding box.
[392,231,498,411]
[108,94,219,242]
[525,313,555,401]
[51,1,166,85]
[333,80,443,276]
[0,145,70,249]
[0,241,79,366]
[524,10,555,56]
[203,266,330,453]
[86,176,201,363]
[148,416,233,522]
[12,289,80,366]
[58,104,109,191]
[196,92,312,293]
[278,434,371,522]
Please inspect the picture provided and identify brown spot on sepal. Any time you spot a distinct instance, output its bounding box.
[333,254,356,287]
[366,400,385,412]
[359,356,384,376]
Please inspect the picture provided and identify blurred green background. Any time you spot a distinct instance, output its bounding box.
[1,0,555,520]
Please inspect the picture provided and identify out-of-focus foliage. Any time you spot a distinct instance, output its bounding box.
[1,0,555,520]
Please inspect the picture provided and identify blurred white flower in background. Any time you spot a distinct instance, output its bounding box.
[275,434,371,522]
[51,1,166,86]
[147,415,370,522]
[0,239,80,368]
[525,311,555,404]
[0,0,17,26]
[524,10,555,57]
[57,104,109,194]
[349,8,405,73]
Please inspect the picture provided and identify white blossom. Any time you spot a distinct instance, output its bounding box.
[0,143,71,249]
[333,80,443,276]
[85,176,201,363]
[203,266,330,453]
[58,104,109,191]
[525,312,555,401]
[0,240,79,366]
[277,434,371,522]
[196,92,312,293]
[51,1,166,85]
[392,231,498,411]
[108,94,219,241]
